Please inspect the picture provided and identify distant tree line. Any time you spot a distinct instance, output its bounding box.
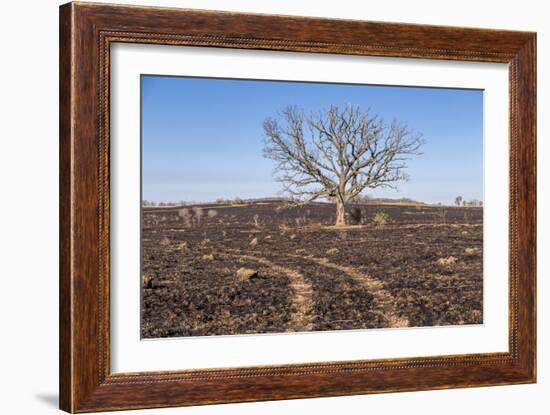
[454,195,483,207]
[142,200,179,207]
[353,194,426,205]
[142,196,295,207]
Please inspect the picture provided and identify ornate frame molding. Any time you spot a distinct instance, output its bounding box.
[60,2,536,412]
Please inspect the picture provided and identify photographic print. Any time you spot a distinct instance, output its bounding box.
[140,76,483,339]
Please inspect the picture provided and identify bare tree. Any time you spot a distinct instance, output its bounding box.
[455,195,463,206]
[263,105,424,226]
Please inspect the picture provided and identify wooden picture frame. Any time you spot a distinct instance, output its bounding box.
[59,2,536,412]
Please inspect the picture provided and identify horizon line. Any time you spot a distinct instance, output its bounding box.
[141,195,484,207]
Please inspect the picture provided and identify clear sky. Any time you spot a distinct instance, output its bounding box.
[141,75,483,205]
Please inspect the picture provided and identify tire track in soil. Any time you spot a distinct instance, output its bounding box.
[224,249,408,330]
[220,252,314,333]
[287,254,409,328]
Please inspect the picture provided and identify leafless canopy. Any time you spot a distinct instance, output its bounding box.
[263,105,424,224]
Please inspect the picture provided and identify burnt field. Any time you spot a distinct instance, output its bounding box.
[141,201,483,338]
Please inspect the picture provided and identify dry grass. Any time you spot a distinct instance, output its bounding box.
[321,224,365,231]
[436,256,458,266]
[141,274,152,288]
[326,248,339,255]
[279,223,291,234]
[236,267,258,282]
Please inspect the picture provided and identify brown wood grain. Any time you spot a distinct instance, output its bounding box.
[59,3,73,411]
[59,2,536,412]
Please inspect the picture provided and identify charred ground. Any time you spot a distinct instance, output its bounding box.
[141,200,483,338]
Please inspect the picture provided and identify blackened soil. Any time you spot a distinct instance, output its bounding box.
[141,201,483,338]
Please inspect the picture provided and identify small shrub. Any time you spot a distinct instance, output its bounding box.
[207,209,218,218]
[372,211,389,226]
[160,237,170,246]
[192,207,203,225]
[349,207,363,224]
[326,247,339,255]
[202,254,214,261]
[465,247,480,256]
[249,237,258,247]
[252,214,261,228]
[295,214,309,227]
[178,208,191,227]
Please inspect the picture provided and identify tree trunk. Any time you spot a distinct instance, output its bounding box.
[335,199,346,226]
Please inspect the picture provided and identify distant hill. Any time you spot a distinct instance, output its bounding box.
[353,196,427,206]
[142,196,431,208]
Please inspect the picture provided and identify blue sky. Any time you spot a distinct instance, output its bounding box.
[141,75,483,205]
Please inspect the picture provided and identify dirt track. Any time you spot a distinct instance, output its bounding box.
[141,201,483,338]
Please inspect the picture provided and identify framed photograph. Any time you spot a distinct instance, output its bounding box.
[59,2,536,412]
